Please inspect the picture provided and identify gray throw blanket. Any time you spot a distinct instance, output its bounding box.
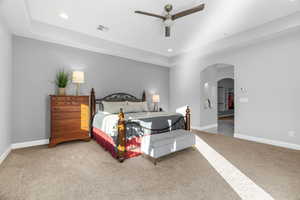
[93,111,186,145]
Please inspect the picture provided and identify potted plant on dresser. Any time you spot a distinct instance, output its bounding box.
[55,70,69,96]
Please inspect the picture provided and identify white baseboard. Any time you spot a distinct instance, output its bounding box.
[0,146,11,165]
[11,139,49,150]
[1,139,49,165]
[192,124,218,131]
[234,133,300,151]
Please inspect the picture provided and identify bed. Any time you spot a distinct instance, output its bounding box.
[90,88,191,162]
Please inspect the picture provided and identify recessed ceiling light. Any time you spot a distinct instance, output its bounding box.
[167,48,173,52]
[59,12,69,20]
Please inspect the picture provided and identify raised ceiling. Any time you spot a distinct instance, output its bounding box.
[1,0,300,66]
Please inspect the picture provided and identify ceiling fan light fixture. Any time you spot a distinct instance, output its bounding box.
[164,18,173,27]
[164,4,173,12]
[165,26,171,37]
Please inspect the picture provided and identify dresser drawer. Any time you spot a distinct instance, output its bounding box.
[51,96,77,101]
[51,106,81,112]
[52,118,80,127]
[52,101,81,106]
[51,130,89,139]
[52,119,89,131]
[51,96,88,102]
[52,129,88,138]
[52,112,80,120]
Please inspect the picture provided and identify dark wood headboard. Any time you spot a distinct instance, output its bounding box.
[90,88,146,135]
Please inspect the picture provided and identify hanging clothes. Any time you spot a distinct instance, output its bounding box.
[228,92,234,109]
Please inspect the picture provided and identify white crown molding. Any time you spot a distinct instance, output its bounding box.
[11,139,49,149]
[0,146,11,165]
[235,133,300,151]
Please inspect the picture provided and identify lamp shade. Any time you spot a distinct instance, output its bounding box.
[152,94,160,103]
[72,71,85,83]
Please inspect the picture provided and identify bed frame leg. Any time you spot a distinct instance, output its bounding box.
[118,157,125,163]
[185,106,191,131]
[117,108,126,162]
[90,88,96,139]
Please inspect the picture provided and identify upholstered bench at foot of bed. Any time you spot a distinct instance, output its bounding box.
[141,130,196,164]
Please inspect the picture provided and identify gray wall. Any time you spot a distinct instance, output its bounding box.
[0,19,12,156]
[12,36,169,143]
[170,28,300,145]
[200,66,218,127]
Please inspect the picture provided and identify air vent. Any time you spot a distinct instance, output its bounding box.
[97,25,109,32]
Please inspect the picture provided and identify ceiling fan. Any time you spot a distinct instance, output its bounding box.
[135,4,205,37]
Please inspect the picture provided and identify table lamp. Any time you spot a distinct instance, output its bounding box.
[72,71,84,96]
[152,94,160,112]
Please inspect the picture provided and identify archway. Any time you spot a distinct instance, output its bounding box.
[199,63,234,137]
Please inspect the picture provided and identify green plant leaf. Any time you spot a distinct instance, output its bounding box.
[55,69,69,88]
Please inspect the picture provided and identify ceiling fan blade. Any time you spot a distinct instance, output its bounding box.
[135,11,166,20]
[172,4,205,20]
[165,26,171,37]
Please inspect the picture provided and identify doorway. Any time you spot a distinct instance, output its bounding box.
[199,63,235,137]
[217,78,234,137]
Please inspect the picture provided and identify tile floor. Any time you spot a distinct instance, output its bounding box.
[205,116,234,137]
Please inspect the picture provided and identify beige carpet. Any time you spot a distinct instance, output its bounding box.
[0,131,299,200]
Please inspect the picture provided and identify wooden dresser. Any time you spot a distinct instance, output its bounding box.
[49,95,91,147]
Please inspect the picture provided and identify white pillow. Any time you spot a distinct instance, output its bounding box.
[102,101,126,114]
[125,101,149,113]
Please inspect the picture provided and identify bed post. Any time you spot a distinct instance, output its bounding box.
[117,108,126,162]
[90,88,96,138]
[142,90,146,101]
[185,106,191,131]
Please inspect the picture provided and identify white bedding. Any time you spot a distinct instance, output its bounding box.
[101,101,149,113]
